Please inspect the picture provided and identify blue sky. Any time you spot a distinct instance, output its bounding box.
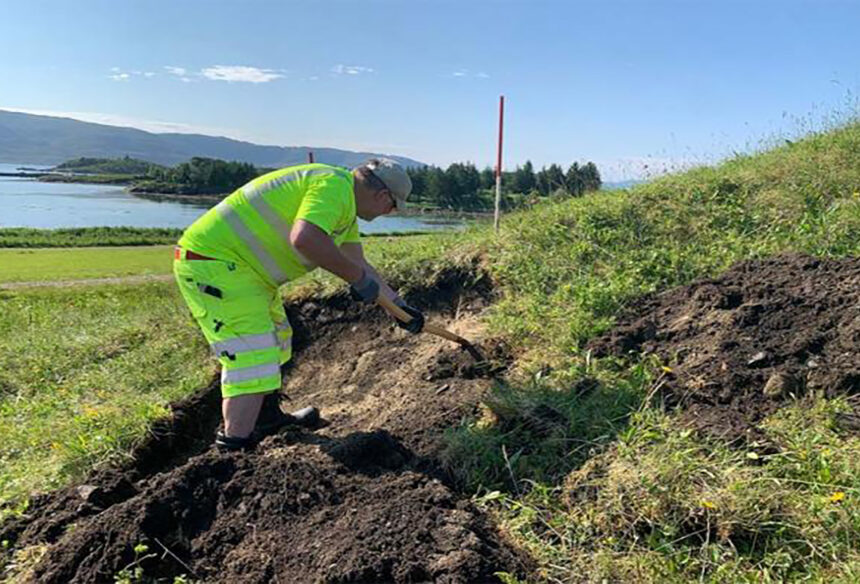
[1,0,858,181]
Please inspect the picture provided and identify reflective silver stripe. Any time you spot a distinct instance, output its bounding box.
[219,168,349,282]
[244,194,317,269]
[244,169,343,270]
[247,192,292,240]
[211,332,278,356]
[243,168,346,199]
[221,362,280,384]
[216,201,288,283]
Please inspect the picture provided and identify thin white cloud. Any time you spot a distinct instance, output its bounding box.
[451,69,489,79]
[108,67,158,81]
[201,65,283,83]
[164,66,187,76]
[331,64,374,76]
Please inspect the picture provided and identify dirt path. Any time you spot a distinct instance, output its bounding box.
[1,274,530,583]
[0,274,173,289]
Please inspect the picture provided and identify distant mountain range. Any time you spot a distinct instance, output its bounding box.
[0,109,425,169]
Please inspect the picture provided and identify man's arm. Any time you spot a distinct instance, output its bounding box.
[340,242,399,302]
[290,219,363,284]
[341,240,426,334]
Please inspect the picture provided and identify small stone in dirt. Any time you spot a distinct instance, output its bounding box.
[75,485,101,503]
[807,359,820,369]
[435,384,450,394]
[747,351,769,367]
[763,371,798,399]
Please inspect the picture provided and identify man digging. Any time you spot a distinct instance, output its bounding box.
[173,158,425,450]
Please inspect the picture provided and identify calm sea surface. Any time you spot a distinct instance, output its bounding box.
[0,163,460,233]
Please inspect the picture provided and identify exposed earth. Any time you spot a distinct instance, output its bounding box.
[7,253,860,582]
[1,271,529,583]
[589,253,860,444]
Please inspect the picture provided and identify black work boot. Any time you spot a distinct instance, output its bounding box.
[214,431,255,451]
[255,392,295,436]
[255,392,321,437]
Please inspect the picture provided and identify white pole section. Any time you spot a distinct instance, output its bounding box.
[494,95,505,232]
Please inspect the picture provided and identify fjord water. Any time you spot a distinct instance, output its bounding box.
[0,163,460,233]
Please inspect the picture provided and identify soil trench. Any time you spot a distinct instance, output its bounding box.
[589,253,860,444]
[2,280,528,583]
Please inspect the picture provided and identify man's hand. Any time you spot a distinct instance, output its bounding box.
[349,270,380,303]
[394,300,424,334]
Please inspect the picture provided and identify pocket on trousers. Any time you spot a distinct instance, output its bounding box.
[176,272,209,319]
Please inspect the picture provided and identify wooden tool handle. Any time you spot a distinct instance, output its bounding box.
[376,295,472,347]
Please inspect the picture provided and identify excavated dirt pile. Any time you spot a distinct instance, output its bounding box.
[2,273,529,583]
[589,253,860,443]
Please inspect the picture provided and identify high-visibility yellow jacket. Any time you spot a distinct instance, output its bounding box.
[179,163,360,287]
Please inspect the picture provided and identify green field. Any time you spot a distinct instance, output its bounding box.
[0,281,212,510]
[5,121,860,581]
[0,246,173,283]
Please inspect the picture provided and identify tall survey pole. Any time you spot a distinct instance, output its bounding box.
[494,95,505,232]
[308,151,315,163]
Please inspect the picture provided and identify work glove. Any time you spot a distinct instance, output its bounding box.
[394,299,425,334]
[349,271,380,303]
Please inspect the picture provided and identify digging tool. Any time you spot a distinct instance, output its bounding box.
[376,295,486,363]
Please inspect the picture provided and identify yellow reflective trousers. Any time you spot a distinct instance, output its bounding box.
[173,248,292,397]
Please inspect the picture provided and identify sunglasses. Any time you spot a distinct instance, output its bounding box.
[381,188,397,209]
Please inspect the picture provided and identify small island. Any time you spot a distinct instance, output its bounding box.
[25,156,264,199]
[3,155,603,213]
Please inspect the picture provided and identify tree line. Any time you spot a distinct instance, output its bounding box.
[407,161,601,211]
[132,157,262,195]
[56,155,603,209]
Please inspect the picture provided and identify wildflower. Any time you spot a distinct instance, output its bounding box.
[661,366,673,373]
[702,500,717,509]
[830,491,846,503]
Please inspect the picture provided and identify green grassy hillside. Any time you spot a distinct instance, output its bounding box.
[3,121,860,581]
[446,121,860,582]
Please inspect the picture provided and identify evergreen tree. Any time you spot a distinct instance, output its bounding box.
[424,166,451,207]
[581,161,602,192]
[479,167,496,190]
[512,160,536,193]
[407,166,427,203]
[545,164,566,193]
[566,162,584,196]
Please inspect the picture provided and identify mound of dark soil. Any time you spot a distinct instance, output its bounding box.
[589,254,860,443]
[3,287,529,583]
[30,431,519,584]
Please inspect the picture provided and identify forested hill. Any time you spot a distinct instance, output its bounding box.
[0,109,424,168]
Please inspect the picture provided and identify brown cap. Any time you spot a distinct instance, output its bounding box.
[359,158,412,210]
